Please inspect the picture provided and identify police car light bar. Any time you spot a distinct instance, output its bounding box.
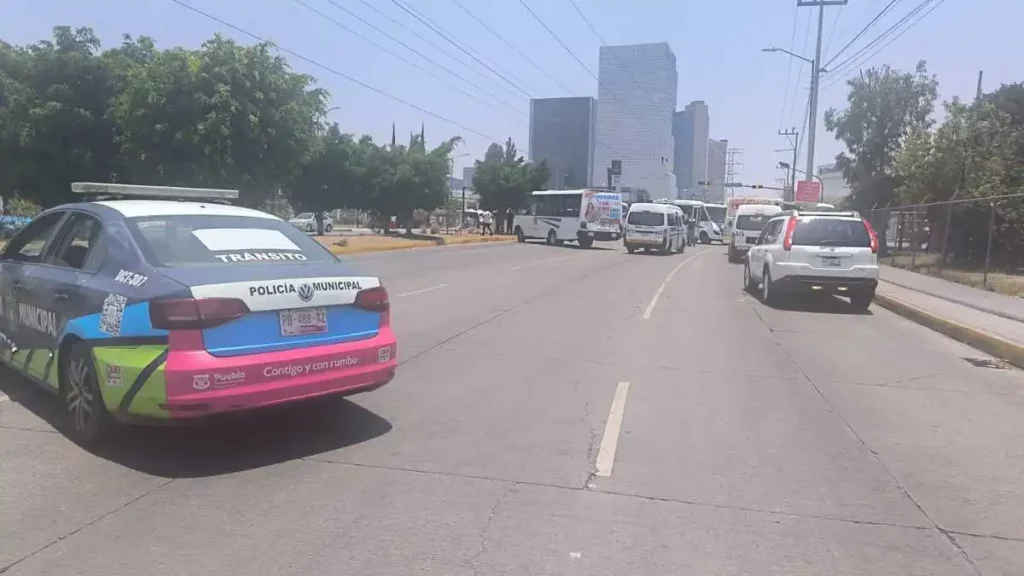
[71,182,240,200]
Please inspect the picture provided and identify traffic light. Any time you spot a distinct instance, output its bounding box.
[697,180,711,186]
[750,184,764,189]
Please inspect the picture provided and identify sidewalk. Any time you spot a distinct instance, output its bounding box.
[875,265,1024,368]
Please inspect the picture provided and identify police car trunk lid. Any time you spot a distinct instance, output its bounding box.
[161,264,382,358]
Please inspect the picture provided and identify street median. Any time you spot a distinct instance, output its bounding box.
[874,292,1024,369]
[322,234,515,255]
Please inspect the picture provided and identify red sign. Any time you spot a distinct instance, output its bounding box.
[795,180,822,203]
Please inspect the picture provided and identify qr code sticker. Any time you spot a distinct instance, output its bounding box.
[99,294,128,336]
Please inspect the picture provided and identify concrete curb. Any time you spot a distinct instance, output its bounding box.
[874,292,1024,369]
[328,235,515,255]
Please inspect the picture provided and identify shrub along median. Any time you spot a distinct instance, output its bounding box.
[320,234,514,255]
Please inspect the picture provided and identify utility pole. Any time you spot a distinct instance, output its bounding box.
[778,128,799,201]
[976,70,984,101]
[798,0,847,186]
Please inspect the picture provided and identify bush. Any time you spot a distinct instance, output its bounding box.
[333,238,348,247]
[430,223,440,234]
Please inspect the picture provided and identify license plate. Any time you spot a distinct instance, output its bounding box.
[279,307,327,336]
[821,256,841,267]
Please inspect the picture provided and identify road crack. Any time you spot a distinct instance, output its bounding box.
[468,482,517,576]
[0,479,175,574]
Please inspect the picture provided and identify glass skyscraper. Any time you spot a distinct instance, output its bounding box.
[591,43,678,201]
[529,97,596,189]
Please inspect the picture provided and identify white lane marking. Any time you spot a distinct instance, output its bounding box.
[595,382,632,478]
[642,250,706,320]
[397,284,448,297]
[510,256,570,271]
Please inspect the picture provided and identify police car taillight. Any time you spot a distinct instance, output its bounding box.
[150,297,250,330]
[353,286,389,313]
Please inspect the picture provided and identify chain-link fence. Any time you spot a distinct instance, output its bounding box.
[867,192,1024,293]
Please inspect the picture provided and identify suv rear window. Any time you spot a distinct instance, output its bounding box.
[126,215,337,267]
[735,214,772,231]
[791,217,871,248]
[627,211,664,226]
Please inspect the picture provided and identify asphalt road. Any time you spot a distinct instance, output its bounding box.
[3,241,1024,575]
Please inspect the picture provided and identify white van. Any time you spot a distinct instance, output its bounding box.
[728,204,782,262]
[623,203,685,254]
[513,189,623,249]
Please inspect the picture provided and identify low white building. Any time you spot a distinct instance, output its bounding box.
[818,163,850,205]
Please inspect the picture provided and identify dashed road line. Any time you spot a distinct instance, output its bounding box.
[397,284,448,298]
[642,250,706,320]
[510,256,571,271]
[595,381,632,478]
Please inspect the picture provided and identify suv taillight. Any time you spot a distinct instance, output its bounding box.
[150,297,249,331]
[863,218,879,254]
[782,216,798,251]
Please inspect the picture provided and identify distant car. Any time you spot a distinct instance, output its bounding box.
[288,212,333,233]
[0,183,397,447]
[743,210,879,310]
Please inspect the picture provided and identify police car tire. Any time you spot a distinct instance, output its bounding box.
[61,342,115,447]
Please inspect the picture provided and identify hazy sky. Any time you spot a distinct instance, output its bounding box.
[3,0,1020,198]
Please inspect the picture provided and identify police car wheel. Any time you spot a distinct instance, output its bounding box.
[61,343,114,447]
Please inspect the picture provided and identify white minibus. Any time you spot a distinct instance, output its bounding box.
[513,189,623,249]
[623,203,685,254]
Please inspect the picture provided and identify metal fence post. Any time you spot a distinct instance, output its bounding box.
[910,208,919,271]
[983,201,996,288]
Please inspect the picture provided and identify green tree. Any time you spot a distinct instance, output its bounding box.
[366,131,461,233]
[0,26,123,207]
[289,124,359,235]
[824,61,939,253]
[112,35,327,207]
[472,138,549,211]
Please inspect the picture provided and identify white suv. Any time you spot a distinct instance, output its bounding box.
[743,210,880,310]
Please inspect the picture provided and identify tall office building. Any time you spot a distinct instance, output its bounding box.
[706,139,728,203]
[529,97,596,189]
[673,100,710,199]
[591,43,678,201]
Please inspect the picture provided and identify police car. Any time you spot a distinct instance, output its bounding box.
[0,183,397,447]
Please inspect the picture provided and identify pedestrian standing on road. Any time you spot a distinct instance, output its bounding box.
[505,208,514,235]
[480,210,493,236]
[687,217,697,246]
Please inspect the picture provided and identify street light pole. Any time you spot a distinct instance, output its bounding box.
[797,0,847,185]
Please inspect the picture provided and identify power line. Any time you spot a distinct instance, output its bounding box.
[517,0,597,80]
[291,0,525,117]
[778,4,801,130]
[450,0,577,96]
[822,3,844,57]
[388,0,535,99]
[822,0,944,87]
[567,0,609,45]
[165,0,502,141]
[784,11,814,127]
[823,0,901,69]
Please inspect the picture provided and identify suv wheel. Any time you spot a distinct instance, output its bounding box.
[743,262,754,291]
[850,292,873,311]
[761,267,777,305]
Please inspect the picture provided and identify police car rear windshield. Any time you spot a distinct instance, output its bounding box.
[126,215,337,267]
[627,211,665,226]
[791,217,871,248]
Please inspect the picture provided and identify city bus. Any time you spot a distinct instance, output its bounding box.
[513,189,623,248]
